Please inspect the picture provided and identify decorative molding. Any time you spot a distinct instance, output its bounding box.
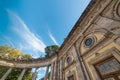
[66,70,76,80]
[101,0,120,21]
[79,28,108,55]
[82,33,116,59]
[63,61,75,72]
[88,47,120,80]
[83,35,96,48]
[113,0,120,18]
[115,37,120,46]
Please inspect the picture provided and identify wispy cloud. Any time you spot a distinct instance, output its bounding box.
[7,9,46,53]
[48,32,59,45]
[0,35,15,47]
[3,36,15,47]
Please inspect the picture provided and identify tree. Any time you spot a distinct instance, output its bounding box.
[0,45,32,80]
[45,45,60,57]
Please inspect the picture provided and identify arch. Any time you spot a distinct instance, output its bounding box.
[79,28,108,54]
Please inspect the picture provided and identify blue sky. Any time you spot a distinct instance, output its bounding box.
[0,0,90,79]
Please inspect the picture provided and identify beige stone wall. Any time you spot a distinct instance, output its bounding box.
[58,0,120,80]
[64,66,78,80]
[86,42,120,79]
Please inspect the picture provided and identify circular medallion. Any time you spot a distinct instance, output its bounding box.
[84,38,94,47]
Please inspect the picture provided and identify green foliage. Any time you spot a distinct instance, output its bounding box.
[48,72,50,80]
[0,45,31,57]
[6,68,22,80]
[45,45,60,57]
[23,68,32,80]
[0,66,8,78]
[0,45,32,80]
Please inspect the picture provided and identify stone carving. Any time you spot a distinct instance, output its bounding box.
[111,26,120,31]
[113,1,120,18]
[101,0,120,21]
[116,2,120,17]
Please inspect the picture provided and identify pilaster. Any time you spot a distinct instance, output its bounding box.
[44,65,49,80]
[32,68,38,80]
[50,63,54,80]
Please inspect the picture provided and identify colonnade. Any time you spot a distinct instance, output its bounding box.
[0,62,58,80]
[0,68,40,80]
[0,68,27,80]
[0,68,12,80]
[0,53,61,80]
[49,59,63,80]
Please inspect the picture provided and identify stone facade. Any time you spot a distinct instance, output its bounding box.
[0,0,120,80]
[55,0,120,80]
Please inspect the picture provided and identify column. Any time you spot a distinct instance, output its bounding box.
[32,68,38,80]
[44,65,49,80]
[0,68,12,80]
[57,61,60,80]
[50,63,54,80]
[60,59,63,80]
[62,58,65,80]
[53,61,57,80]
[17,69,26,80]
[73,45,89,80]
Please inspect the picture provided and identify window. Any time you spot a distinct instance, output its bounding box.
[95,57,120,80]
[66,56,71,64]
[84,37,94,47]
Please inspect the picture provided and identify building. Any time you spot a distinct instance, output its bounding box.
[49,0,120,80]
[0,0,120,80]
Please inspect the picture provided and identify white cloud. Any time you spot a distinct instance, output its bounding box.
[48,32,59,45]
[7,9,46,53]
